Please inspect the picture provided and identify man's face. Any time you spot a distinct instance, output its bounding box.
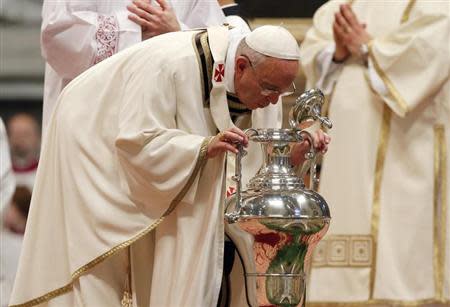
[8,115,40,159]
[234,56,299,110]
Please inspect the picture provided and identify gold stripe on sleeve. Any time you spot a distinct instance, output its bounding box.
[165,137,211,215]
[366,0,416,116]
[367,43,409,115]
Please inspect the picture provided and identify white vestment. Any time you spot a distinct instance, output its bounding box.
[300,0,450,305]
[41,0,225,131]
[10,27,282,307]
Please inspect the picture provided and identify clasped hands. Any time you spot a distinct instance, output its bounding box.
[333,4,372,62]
[127,0,181,40]
[206,127,331,164]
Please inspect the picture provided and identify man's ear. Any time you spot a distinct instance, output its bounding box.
[235,56,248,77]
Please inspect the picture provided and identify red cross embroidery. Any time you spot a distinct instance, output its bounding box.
[214,64,225,82]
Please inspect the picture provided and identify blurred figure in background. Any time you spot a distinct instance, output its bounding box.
[300,1,449,306]
[2,186,32,235]
[0,117,15,213]
[40,0,225,132]
[0,117,17,307]
[6,113,40,192]
[1,187,32,307]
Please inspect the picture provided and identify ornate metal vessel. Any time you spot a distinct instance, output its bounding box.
[225,89,332,307]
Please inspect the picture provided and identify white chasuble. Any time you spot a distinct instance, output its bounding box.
[300,0,450,305]
[10,26,281,307]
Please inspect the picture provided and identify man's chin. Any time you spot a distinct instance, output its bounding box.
[257,101,271,109]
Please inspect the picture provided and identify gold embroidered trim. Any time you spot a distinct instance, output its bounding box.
[192,32,207,105]
[433,124,447,301]
[9,216,165,307]
[312,235,373,267]
[368,105,391,299]
[440,126,448,302]
[9,284,73,307]
[121,246,133,307]
[10,138,212,307]
[401,0,416,23]
[309,298,450,307]
[200,33,213,95]
[165,137,211,215]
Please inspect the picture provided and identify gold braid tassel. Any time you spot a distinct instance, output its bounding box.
[121,291,133,307]
[121,247,133,307]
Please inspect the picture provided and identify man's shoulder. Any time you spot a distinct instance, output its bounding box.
[140,30,200,50]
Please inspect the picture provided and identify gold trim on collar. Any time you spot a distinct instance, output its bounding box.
[192,32,207,105]
[10,138,211,307]
[368,104,392,299]
[433,124,447,301]
[201,32,213,99]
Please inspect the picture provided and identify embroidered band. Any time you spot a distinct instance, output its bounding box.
[312,234,373,267]
[94,14,119,64]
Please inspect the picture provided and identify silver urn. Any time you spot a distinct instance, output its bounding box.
[225,89,332,307]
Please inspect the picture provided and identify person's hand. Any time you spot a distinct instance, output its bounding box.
[207,127,249,159]
[333,4,371,59]
[332,12,350,62]
[127,0,181,41]
[290,129,331,166]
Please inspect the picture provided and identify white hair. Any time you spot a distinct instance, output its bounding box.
[235,38,268,67]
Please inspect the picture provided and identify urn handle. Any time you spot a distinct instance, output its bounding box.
[296,129,320,191]
[229,128,258,222]
[290,88,332,191]
[289,88,332,130]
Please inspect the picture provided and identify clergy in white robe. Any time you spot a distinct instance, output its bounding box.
[299,0,450,306]
[41,0,225,131]
[9,25,309,307]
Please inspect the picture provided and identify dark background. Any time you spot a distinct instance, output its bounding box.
[239,0,327,18]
